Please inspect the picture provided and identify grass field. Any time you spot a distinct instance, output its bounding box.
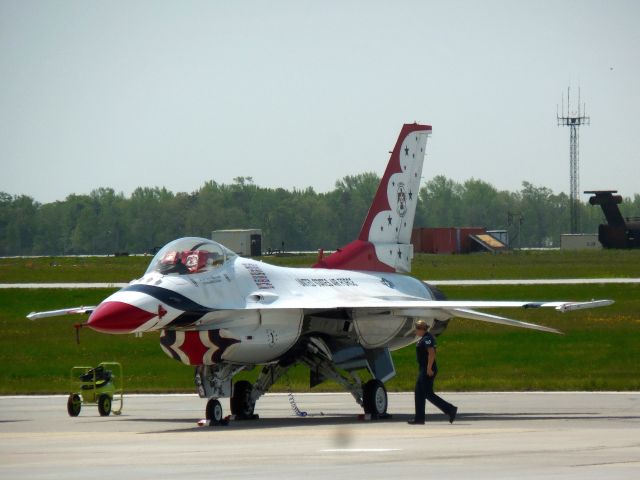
[2,249,640,283]
[1,250,639,394]
[0,256,149,283]
[266,249,640,280]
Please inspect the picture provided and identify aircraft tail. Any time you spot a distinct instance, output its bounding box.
[314,123,432,273]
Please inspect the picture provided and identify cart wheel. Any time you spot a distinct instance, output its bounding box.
[98,394,112,416]
[67,394,81,417]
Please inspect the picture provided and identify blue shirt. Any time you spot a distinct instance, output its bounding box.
[416,332,438,375]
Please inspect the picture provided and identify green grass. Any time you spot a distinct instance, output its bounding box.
[389,283,640,391]
[412,249,640,280]
[3,249,640,283]
[265,249,640,280]
[1,283,637,394]
[2,250,638,393]
[0,256,149,283]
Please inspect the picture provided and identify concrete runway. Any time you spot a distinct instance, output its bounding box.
[1,392,639,479]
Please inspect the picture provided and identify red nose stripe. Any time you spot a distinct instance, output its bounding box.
[88,301,156,334]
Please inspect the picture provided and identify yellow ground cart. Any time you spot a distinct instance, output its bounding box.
[67,362,123,416]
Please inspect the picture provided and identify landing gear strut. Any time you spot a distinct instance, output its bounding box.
[299,338,391,419]
[196,339,394,424]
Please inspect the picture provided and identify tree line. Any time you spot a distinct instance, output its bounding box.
[1,175,638,256]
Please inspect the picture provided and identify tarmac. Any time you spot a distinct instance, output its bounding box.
[1,392,639,479]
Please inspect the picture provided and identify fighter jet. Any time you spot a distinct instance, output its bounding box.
[28,123,612,424]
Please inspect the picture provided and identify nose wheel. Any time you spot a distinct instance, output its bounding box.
[205,398,224,425]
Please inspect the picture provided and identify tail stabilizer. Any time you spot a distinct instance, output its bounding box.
[315,123,431,273]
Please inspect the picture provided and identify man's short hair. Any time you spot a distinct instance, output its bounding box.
[414,320,428,330]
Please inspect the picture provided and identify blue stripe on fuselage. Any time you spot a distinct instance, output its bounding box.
[122,284,214,313]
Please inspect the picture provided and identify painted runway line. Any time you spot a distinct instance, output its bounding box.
[320,448,402,453]
[2,278,639,288]
[429,278,640,286]
[0,283,128,288]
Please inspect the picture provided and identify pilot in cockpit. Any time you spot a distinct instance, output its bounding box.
[158,251,189,274]
[158,249,224,275]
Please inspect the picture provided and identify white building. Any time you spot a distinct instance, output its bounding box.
[560,233,601,250]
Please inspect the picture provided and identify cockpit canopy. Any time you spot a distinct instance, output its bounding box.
[146,237,236,276]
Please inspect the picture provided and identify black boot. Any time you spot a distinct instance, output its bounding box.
[449,406,458,424]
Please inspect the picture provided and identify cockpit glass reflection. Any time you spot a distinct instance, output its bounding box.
[146,237,236,275]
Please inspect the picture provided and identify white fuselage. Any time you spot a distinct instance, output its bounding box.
[91,256,435,366]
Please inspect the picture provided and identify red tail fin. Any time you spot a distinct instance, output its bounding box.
[314,123,432,273]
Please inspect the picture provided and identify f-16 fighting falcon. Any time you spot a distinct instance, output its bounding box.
[28,123,612,424]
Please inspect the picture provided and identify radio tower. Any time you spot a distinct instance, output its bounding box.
[557,87,590,234]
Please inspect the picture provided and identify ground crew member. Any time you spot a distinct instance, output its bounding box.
[408,319,458,425]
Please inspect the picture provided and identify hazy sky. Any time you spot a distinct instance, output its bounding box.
[1,0,639,204]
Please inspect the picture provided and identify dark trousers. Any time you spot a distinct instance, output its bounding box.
[414,373,455,422]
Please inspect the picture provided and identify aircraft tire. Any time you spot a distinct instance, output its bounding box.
[98,394,112,416]
[206,398,223,425]
[363,379,388,416]
[230,380,255,419]
[67,394,81,417]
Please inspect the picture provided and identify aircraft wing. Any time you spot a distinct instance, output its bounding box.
[257,296,614,312]
[449,308,562,334]
[371,299,615,313]
[251,297,614,335]
[396,307,563,334]
[26,306,96,321]
[394,299,614,334]
[379,299,613,334]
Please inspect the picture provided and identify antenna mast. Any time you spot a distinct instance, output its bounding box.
[557,86,590,234]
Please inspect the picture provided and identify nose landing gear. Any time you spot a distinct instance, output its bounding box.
[205,398,224,425]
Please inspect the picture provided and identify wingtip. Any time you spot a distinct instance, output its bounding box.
[555,299,615,312]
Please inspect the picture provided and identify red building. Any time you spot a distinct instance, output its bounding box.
[411,227,499,254]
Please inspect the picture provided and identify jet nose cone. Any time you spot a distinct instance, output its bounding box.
[88,301,156,334]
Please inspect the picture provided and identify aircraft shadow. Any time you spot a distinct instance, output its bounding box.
[123,410,639,434]
[131,413,407,434]
[457,412,640,422]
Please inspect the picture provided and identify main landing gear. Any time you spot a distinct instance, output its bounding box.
[230,380,257,420]
[362,379,388,418]
[203,376,389,425]
[197,339,393,425]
